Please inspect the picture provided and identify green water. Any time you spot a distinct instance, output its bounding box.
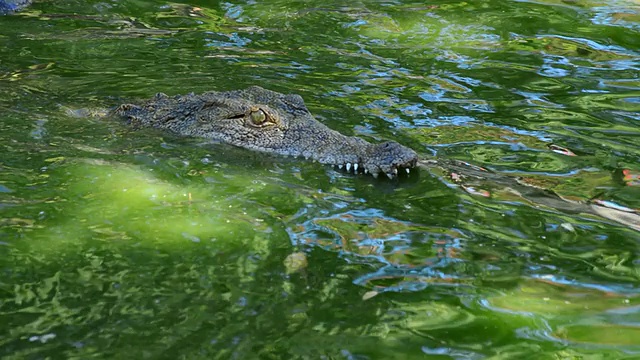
[1,0,640,358]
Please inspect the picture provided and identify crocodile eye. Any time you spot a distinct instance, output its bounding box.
[249,109,267,126]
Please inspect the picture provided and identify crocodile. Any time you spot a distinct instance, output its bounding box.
[112,86,640,231]
[114,86,418,179]
[0,0,31,14]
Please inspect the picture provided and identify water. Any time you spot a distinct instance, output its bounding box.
[1,0,639,358]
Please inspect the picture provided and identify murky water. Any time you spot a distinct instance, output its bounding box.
[1,0,639,358]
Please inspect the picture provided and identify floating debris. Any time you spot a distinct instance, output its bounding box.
[591,199,637,213]
[549,144,577,156]
[362,290,379,301]
[461,185,491,197]
[560,222,576,232]
[284,252,308,274]
[622,169,640,187]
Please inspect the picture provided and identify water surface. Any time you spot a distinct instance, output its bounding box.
[1,0,639,358]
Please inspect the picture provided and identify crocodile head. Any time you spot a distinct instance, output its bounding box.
[114,86,418,178]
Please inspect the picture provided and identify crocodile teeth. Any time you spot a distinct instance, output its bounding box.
[371,172,378,179]
[386,173,394,180]
[338,164,343,170]
[393,168,398,175]
[354,163,358,172]
[364,169,368,174]
[346,163,351,172]
[406,168,410,174]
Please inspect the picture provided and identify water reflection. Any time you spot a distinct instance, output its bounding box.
[1,0,640,358]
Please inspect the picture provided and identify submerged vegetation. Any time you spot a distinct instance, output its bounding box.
[1,0,639,358]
